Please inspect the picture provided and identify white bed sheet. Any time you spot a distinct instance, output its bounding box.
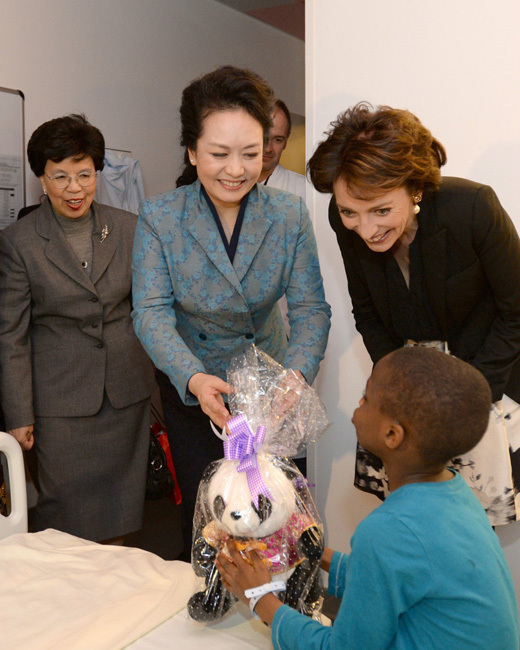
[0,529,273,650]
[128,603,272,649]
[0,529,195,649]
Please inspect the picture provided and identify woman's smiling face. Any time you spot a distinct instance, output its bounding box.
[333,178,418,252]
[41,155,97,219]
[189,108,263,212]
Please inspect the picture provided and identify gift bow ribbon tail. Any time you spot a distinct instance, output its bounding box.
[222,413,273,507]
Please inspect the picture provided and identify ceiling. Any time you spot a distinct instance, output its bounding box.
[214,0,304,41]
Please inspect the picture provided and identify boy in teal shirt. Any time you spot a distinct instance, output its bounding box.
[217,347,519,649]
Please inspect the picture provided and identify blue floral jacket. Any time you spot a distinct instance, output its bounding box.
[132,181,331,404]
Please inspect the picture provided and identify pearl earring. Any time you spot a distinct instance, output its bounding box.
[413,194,422,215]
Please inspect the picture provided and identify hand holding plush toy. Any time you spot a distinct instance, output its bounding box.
[187,347,328,623]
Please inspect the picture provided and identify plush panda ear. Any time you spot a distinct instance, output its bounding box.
[252,493,273,524]
[213,495,226,521]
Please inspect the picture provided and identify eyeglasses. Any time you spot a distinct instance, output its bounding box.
[44,170,97,189]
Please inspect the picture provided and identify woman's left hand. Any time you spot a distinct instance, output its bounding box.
[215,539,272,605]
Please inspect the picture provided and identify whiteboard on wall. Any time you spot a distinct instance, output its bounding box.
[0,87,25,230]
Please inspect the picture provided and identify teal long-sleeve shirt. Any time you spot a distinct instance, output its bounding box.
[271,472,519,650]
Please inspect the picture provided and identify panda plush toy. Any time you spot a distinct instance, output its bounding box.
[188,454,324,622]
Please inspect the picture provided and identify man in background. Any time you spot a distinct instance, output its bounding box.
[259,99,306,199]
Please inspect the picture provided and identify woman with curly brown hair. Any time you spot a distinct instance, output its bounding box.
[308,102,520,526]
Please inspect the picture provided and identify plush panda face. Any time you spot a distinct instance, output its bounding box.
[207,456,295,538]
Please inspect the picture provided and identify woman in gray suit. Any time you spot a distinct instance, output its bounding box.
[307,102,520,527]
[0,115,155,542]
[132,67,331,559]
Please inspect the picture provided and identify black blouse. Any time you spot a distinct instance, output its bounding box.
[385,236,443,343]
[201,185,249,264]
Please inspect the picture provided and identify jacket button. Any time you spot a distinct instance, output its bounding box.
[199,333,207,341]
[91,323,98,328]
[96,343,103,349]
[91,297,99,303]
[245,333,254,340]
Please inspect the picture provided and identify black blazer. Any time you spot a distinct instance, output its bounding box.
[329,177,520,403]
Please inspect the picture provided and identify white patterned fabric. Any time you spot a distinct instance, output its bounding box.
[449,399,520,525]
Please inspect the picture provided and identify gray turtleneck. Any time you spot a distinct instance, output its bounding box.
[53,209,94,276]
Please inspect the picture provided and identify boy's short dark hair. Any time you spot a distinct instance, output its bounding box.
[378,347,491,464]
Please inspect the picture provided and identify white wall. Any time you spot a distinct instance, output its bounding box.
[0,0,304,203]
[306,0,520,605]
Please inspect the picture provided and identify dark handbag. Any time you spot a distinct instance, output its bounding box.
[146,424,175,500]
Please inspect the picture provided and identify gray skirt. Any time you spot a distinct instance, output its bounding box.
[32,393,150,541]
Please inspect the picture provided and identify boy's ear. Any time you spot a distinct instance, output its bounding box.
[384,421,405,450]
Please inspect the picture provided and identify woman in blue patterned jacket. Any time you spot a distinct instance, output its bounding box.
[132,66,331,559]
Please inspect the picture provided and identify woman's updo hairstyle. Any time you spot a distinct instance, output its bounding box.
[176,65,275,188]
[307,102,447,198]
[27,114,105,177]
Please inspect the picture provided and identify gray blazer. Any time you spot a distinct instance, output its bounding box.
[0,199,155,429]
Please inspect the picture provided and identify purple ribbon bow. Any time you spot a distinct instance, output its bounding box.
[223,413,273,507]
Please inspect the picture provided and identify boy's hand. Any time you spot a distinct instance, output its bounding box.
[215,539,271,605]
[216,540,283,626]
[321,546,334,572]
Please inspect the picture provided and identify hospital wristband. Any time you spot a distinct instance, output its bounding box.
[245,580,286,617]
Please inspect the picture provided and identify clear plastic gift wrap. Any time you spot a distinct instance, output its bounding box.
[188,346,329,623]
